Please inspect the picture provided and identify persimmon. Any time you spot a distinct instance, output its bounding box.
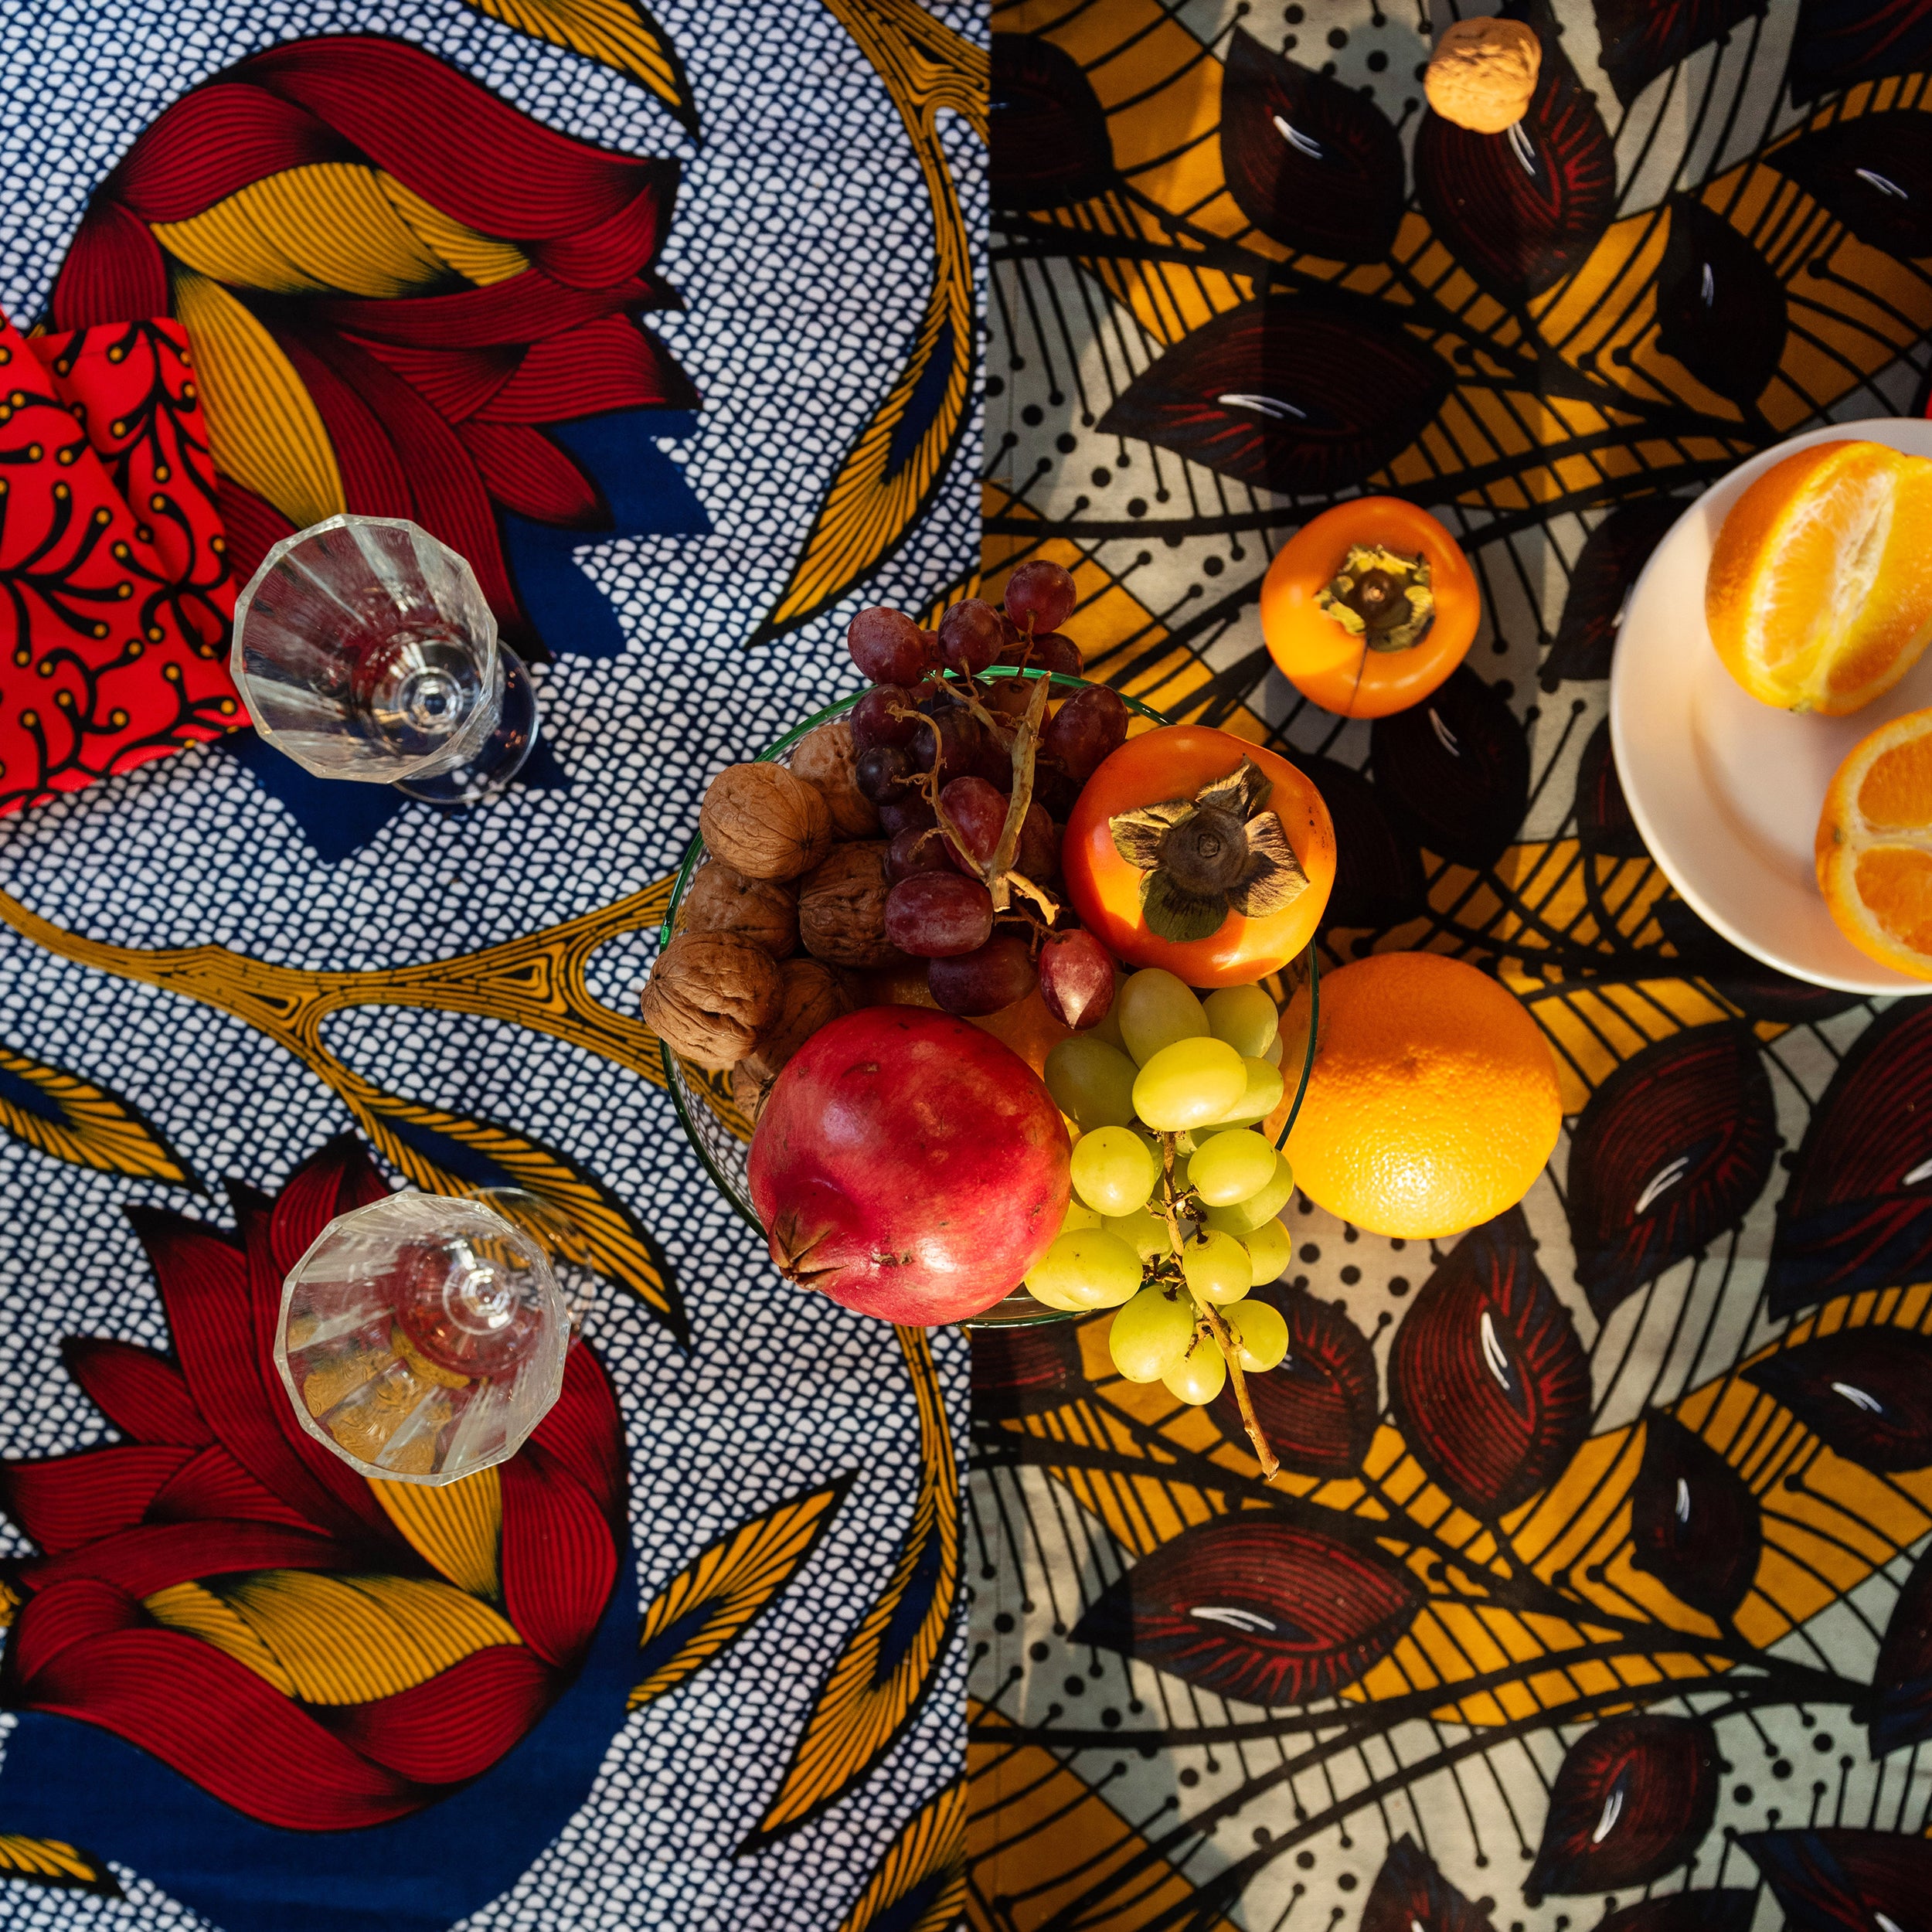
[1063,726,1335,987]
[1260,497,1479,719]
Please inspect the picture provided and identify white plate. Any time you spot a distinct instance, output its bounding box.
[1610,417,1932,996]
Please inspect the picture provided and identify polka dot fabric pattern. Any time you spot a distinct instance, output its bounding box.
[0,1,979,1927]
[970,4,1932,1932]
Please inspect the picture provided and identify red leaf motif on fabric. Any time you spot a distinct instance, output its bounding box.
[1743,1828,1932,1932]
[1766,113,1932,259]
[455,422,606,528]
[1593,0,1770,106]
[105,82,352,225]
[125,1204,373,1544]
[1565,1022,1779,1320]
[320,1645,555,1784]
[13,1519,362,1600]
[1744,1328,1932,1472]
[1369,667,1531,871]
[1211,1287,1379,1477]
[145,1444,316,1531]
[0,1447,196,1555]
[1790,0,1932,102]
[59,1338,211,1447]
[9,1577,145,1682]
[1415,2,1616,299]
[1388,1209,1590,1519]
[345,338,521,423]
[1362,1835,1498,1932]
[212,476,298,592]
[1072,1516,1420,1707]
[1096,294,1450,496]
[1868,1539,1932,1756]
[989,33,1115,212]
[529,1343,628,1532]
[266,1132,391,1279]
[471,319,696,423]
[1594,1894,1759,1932]
[48,199,169,331]
[16,1628,427,1831]
[1628,1412,1762,1621]
[1219,28,1405,260]
[1527,1714,1719,1898]
[1545,498,1686,687]
[1294,754,1427,931]
[971,1322,1085,1421]
[500,1444,620,1669]
[1575,718,1648,859]
[1653,198,1788,409]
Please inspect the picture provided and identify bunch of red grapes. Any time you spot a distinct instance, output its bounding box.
[848,561,1131,1028]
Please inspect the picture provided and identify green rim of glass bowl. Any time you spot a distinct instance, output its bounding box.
[658,671,1320,1329]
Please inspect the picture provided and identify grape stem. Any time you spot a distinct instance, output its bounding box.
[1157,1134,1280,1482]
[984,669,1053,914]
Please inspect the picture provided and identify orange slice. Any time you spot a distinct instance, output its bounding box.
[1706,439,1932,715]
[1817,708,1932,980]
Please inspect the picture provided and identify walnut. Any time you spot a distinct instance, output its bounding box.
[1424,16,1540,133]
[680,859,798,957]
[791,719,879,838]
[731,1059,778,1128]
[639,930,783,1070]
[700,763,832,880]
[798,842,903,969]
[743,958,854,1082]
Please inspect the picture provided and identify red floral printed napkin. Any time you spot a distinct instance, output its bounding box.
[1,311,240,819]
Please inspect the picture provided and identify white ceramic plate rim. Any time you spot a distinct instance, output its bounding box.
[1609,417,1932,997]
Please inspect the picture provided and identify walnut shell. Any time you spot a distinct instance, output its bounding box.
[798,842,904,969]
[639,930,784,1070]
[680,860,798,957]
[1424,16,1540,132]
[743,958,855,1083]
[731,1059,778,1128]
[700,764,832,880]
[791,719,880,838]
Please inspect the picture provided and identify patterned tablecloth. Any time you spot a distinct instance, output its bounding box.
[969,5,1932,1932]
[0,3,981,1927]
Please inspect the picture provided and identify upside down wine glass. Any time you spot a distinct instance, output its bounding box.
[230,513,539,804]
[274,1192,568,1485]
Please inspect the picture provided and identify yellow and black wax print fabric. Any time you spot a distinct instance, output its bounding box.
[0,3,980,1927]
[969,3,1932,1930]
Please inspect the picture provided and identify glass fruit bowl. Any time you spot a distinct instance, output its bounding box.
[659,671,1320,1328]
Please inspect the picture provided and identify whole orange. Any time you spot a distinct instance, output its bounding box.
[1282,952,1560,1239]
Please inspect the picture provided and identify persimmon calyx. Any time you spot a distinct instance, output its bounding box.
[1318,542,1434,651]
[1107,756,1309,942]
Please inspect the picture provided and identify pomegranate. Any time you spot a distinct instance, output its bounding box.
[748,1007,1071,1323]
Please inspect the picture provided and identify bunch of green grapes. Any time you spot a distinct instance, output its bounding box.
[1029,968,1298,1406]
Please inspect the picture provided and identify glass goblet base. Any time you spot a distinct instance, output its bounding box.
[394,647,539,806]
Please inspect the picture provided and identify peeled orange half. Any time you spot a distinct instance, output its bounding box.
[1817,708,1932,980]
[1706,440,1932,715]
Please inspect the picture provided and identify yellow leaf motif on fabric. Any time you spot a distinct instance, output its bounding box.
[748,1325,960,1845]
[0,875,685,1332]
[761,0,985,637]
[833,1776,964,1932]
[370,1464,504,1600]
[155,165,458,298]
[148,1570,520,1705]
[167,267,345,531]
[631,1477,852,1712]
[0,1042,196,1188]
[458,0,699,135]
[379,175,530,287]
[0,1837,120,1900]
[143,1580,301,1696]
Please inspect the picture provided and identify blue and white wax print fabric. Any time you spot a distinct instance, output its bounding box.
[0,1,981,1925]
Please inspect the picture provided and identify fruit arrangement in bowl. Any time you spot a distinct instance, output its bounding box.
[645,563,1335,1400]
